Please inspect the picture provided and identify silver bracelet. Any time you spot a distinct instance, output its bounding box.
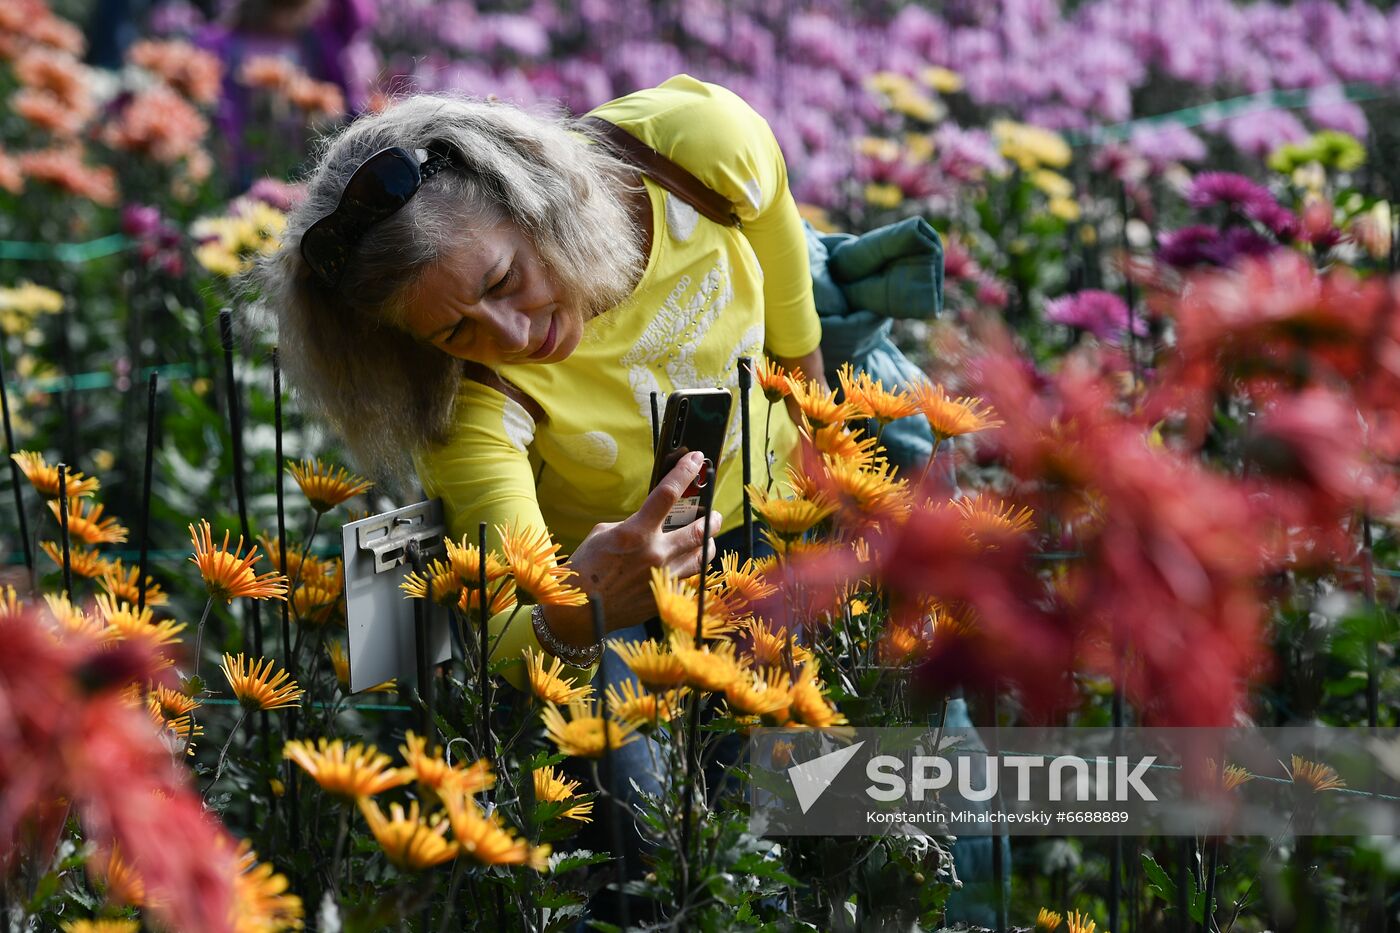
[531,604,603,668]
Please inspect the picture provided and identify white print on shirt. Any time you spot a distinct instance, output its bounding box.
[665,193,699,242]
[553,430,619,471]
[500,397,536,453]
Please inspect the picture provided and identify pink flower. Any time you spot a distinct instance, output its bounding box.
[1044,289,1146,341]
[1186,171,1272,213]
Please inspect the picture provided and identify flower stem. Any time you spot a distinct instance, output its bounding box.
[191,596,214,682]
[206,707,249,796]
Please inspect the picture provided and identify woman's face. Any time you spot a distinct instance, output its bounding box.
[399,221,581,367]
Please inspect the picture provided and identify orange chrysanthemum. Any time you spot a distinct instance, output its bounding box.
[1287,754,1346,793]
[231,843,304,933]
[0,585,23,620]
[219,653,302,711]
[16,146,117,205]
[63,920,139,933]
[48,498,127,545]
[444,793,549,869]
[459,578,519,616]
[95,594,186,650]
[98,559,168,606]
[911,383,1004,441]
[287,459,372,513]
[291,582,340,626]
[725,667,792,718]
[744,619,813,669]
[12,451,99,498]
[749,357,798,403]
[93,843,147,910]
[256,534,321,581]
[1035,908,1063,932]
[710,552,777,613]
[398,731,494,796]
[1065,910,1097,933]
[497,523,588,607]
[953,493,1037,548]
[189,520,288,602]
[822,457,911,520]
[41,593,105,642]
[806,422,881,466]
[786,664,848,728]
[126,39,222,104]
[837,364,921,424]
[787,376,853,429]
[444,535,509,585]
[40,540,112,579]
[357,798,457,871]
[283,738,408,800]
[541,700,638,758]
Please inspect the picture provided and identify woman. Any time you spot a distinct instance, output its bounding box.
[263,74,824,675]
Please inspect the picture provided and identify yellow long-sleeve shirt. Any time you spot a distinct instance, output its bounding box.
[416,75,821,675]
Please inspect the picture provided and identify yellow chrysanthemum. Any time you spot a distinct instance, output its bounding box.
[497,522,588,607]
[1065,910,1097,933]
[326,640,395,694]
[445,794,549,869]
[231,843,304,933]
[711,552,777,612]
[12,451,99,499]
[749,356,798,402]
[459,578,519,616]
[649,567,733,638]
[1206,758,1255,793]
[920,65,964,94]
[953,493,1036,548]
[1287,754,1346,793]
[880,623,923,664]
[864,183,904,209]
[610,638,688,691]
[787,376,853,429]
[398,731,495,797]
[95,594,186,649]
[823,457,911,520]
[534,765,594,822]
[399,557,465,607]
[286,458,372,513]
[725,667,792,718]
[357,798,457,871]
[40,540,113,579]
[837,364,921,424]
[283,738,408,800]
[220,653,303,711]
[41,593,105,642]
[257,534,322,581]
[291,582,340,625]
[444,535,509,585]
[541,700,639,758]
[0,585,22,620]
[1035,908,1063,931]
[605,679,688,729]
[63,921,139,933]
[97,559,167,606]
[524,647,594,705]
[669,634,745,693]
[911,383,1004,442]
[745,485,834,538]
[992,119,1072,170]
[189,520,289,602]
[48,498,127,545]
[787,664,848,728]
[149,683,200,719]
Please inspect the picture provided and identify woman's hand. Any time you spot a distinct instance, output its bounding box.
[541,450,723,647]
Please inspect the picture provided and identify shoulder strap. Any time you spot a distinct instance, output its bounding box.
[580,116,743,229]
[461,360,547,425]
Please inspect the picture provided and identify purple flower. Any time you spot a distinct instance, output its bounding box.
[1186,172,1272,213]
[1244,199,1300,241]
[245,178,304,212]
[1043,289,1146,340]
[1157,225,1277,268]
[121,205,164,239]
[1130,122,1207,168]
[1220,108,1309,160]
[933,123,1006,182]
[1307,85,1369,138]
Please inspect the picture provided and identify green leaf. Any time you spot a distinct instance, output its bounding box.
[1141,851,1176,904]
[25,871,59,912]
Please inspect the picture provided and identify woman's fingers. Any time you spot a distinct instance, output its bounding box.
[632,451,705,532]
[661,510,723,572]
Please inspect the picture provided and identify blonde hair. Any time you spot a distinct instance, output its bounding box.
[254,94,644,489]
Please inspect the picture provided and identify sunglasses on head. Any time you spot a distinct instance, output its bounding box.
[300,143,459,289]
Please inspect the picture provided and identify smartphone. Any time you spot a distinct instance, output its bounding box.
[648,388,733,532]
